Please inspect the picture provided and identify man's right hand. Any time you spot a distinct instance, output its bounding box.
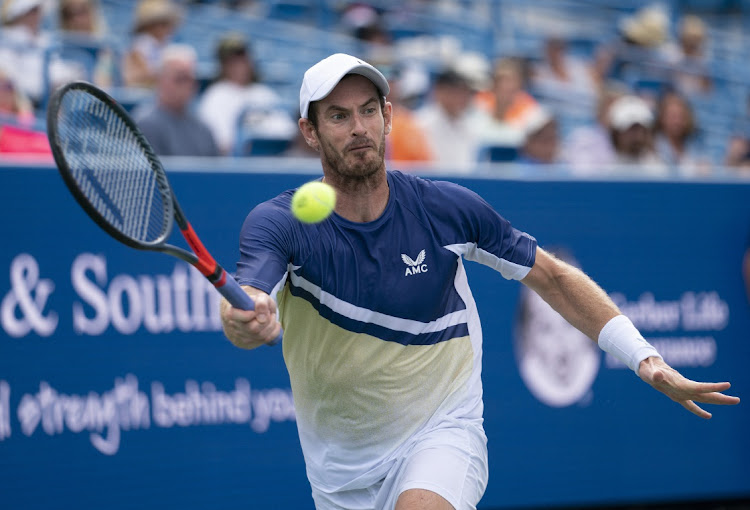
[220,287,282,349]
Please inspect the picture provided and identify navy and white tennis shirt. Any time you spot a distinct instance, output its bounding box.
[236,170,537,492]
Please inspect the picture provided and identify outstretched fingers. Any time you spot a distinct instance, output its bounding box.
[690,382,741,406]
[675,381,739,419]
[681,400,712,419]
[642,359,741,418]
[690,381,731,393]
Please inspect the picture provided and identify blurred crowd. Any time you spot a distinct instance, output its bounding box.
[0,0,749,177]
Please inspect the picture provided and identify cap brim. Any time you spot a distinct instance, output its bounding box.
[304,64,389,118]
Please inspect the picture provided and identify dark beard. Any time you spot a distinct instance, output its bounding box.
[319,132,386,193]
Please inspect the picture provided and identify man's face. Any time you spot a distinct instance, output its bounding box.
[493,69,522,100]
[615,124,650,157]
[301,75,392,182]
[223,53,252,84]
[61,1,94,33]
[158,60,196,112]
[435,81,472,119]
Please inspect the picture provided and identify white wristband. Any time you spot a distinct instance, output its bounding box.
[598,315,662,375]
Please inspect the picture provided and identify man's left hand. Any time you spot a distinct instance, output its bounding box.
[638,356,740,419]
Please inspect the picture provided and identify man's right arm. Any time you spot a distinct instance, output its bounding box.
[521,247,740,418]
[220,285,282,349]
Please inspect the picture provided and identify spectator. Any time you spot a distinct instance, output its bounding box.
[653,90,708,175]
[56,0,116,88]
[725,129,750,171]
[721,80,750,173]
[562,86,624,174]
[59,0,103,35]
[476,57,538,130]
[472,57,538,162]
[0,67,34,124]
[593,5,671,88]
[0,0,51,105]
[531,37,598,98]
[415,65,485,172]
[607,94,666,174]
[340,4,395,76]
[618,5,670,50]
[341,3,390,47]
[197,32,295,156]
[663,15,713,96]
[122,0,181,88]
[134,44,219,157]
[0,67,51,156]
[384,65,433,164]
[517,106,559,165]
[282,114,320,159]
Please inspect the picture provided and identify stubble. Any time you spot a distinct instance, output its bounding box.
[319,131,387,194]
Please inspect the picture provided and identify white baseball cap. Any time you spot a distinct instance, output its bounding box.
[1,0,43,24]
[299,53,389,119]
[608,95,654,131]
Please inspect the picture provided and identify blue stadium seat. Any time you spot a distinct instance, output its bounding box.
[477,145,519,163]
[232,104,297,157]
[236,137,293,156]
[41,36,122,109]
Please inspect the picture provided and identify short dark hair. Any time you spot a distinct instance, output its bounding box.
[307,101,320,129]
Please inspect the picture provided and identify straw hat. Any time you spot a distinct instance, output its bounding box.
[620,6,669,47]
[133,0,180,32]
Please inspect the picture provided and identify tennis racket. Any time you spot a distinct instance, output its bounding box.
[46,81,282,345]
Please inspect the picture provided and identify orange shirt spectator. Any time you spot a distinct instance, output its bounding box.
[476,57,538,129]
[387,104,432,163]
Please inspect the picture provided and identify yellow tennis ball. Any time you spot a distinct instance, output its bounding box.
[291,181,336,224]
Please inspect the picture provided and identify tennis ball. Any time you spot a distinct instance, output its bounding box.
[291,181,336,224]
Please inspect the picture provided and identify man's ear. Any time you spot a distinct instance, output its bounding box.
[298,117,319,151]
[383,101,393,136]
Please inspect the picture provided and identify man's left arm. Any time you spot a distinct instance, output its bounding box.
[521,247,740,418]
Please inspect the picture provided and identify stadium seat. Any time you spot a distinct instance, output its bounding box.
[477,145,520,163]
[232,104,297,157]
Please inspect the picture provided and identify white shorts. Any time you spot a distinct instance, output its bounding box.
[311,423,488,510]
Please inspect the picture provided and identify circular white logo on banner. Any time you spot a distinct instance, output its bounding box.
[514,253,600,407]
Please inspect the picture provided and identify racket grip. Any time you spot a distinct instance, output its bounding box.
[217,272,283,346]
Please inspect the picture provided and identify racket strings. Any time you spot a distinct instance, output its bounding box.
[56,89,172,244]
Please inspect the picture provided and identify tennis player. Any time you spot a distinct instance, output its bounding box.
[220,53,740,510]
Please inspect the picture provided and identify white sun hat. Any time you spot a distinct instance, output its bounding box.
[608,95,654,131]
[1,0,43,24]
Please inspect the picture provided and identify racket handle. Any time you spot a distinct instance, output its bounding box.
[217,272,283,346]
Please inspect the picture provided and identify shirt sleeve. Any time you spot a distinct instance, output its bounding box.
[235,196,295,294]
[424,179,537,280]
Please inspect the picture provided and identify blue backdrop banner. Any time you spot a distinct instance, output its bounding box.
[1,166,749,509]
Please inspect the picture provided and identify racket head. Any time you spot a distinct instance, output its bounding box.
[46,81,174,250]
